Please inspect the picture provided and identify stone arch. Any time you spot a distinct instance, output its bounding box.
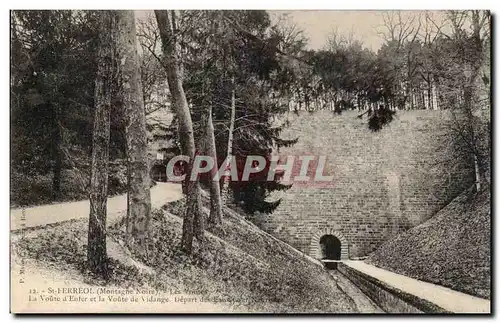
[309,228,349,260]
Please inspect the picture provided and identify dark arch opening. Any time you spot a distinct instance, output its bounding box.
[320,235,341,270]
[151,164,167,182]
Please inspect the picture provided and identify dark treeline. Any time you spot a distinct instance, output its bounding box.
[282,12,491,114]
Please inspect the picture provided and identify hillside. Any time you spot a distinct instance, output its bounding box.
[366,186,491,299]
[12,193,356,313]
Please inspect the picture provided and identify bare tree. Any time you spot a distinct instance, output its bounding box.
[204,104,223,227]
[377,11,421,47]
[456,10,490,190]
[220,77,236,205]
[155,10,204,254]
[272,14,308,55]
[137,15,169,117]
[378,11,422,109]
[326,26,357,52]
[418,11,446,110]
[438,10,490,191]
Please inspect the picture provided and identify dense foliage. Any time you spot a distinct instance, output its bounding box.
[11,10,128,204]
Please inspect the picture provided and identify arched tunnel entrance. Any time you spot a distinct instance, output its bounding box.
[320,235,341,269]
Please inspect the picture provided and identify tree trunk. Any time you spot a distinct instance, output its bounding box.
[155,10,204,254]
[432,83,439,110]
[464,11,487,191]
[52,103,62,200]
[420,90,425,110]
[463,73,483,191]
[474,153,482,191]
[115,10,151,256]
[427,77,433,110]
[220,76,236,205]
[205,105,223,227]
[87,11,114,277]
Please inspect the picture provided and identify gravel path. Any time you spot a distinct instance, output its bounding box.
[10,183,183,231]
[344,260,491,313]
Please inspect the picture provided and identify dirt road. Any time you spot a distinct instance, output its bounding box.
[10,182,183,230]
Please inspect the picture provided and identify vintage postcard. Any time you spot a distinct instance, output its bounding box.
[10,9,491,314]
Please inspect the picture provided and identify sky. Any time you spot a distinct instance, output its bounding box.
[137,10,388,51]
[269,10,451,52]
[136,10,449,52]
[269,10,387,51]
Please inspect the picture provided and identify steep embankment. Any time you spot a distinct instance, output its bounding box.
[367,186,490,299]
[13,193,356,313]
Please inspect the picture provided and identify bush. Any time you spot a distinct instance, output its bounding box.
[10,171,54,207]
[108,163,128,196]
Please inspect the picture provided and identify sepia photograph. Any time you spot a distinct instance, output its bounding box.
[9,8,491,314]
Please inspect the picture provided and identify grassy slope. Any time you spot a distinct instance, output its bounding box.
[14,195,355,313]
[366,186,490,299]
